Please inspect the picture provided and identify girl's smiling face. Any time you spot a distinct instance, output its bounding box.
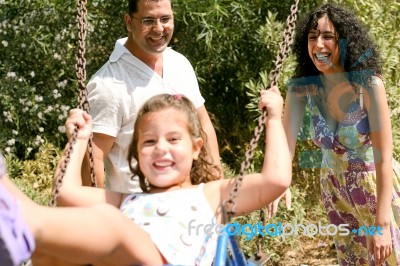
[308,15,344,75]
[136,108,202,191]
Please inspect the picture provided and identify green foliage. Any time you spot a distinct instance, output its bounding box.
[0,0,79,158]
[0,0,127,159]
[172,0,300,169]
[5,142,60,205]
[232,184,327,263]
[224,156,326,262]
[85,1,127,76]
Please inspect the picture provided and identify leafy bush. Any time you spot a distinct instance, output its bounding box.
[0,0,126,159]
[0,0,79,158]
[5,142,60,205]
[172,0,316,169]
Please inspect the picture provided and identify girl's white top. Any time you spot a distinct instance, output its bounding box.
[120,183,218,265]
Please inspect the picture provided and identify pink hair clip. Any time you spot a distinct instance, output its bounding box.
[173,94,183,100]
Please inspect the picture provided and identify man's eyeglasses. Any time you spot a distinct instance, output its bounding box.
[132,16,173,29]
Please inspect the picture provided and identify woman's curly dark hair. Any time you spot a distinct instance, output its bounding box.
[127,94,220,192]
[291,3,382,88]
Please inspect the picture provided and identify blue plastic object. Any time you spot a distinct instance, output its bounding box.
[213,231,257,266]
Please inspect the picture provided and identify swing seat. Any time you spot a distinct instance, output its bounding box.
[213,232,269,266]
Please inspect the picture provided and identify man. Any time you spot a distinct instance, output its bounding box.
[82,0,222,193]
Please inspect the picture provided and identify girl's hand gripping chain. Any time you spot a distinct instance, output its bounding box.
[258,86,283,122]
[65,109,93,141]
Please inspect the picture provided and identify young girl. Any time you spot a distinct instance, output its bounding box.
[2,89,291,265]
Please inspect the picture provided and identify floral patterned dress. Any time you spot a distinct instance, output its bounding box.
[307,92,400,265]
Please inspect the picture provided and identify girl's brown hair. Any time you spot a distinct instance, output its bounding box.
[127,94,220,192]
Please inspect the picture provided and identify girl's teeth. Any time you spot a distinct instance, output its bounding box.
[155,161,172,167]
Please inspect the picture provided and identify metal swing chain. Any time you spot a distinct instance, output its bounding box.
[76,0,89,112]
[50,0,96,207]
[197,1,300,264]
[224,0,299,218]
[255,0,299,258]
[223,0,299,261]
[75,0,97,189]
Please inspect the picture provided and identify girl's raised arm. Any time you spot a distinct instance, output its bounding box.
[56,109,123,208]
[207,86,292,218]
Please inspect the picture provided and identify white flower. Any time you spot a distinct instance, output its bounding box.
[35,95,43,102]
[5,147,11,153]
[21,43,26,48]
[56,80,67,88]
[53,88,62,99]
[37,112,43,119]
[30,71,35,77]
[34,135,44,145]
[53,53,61,60]
[39,127,44,132]
[58,126,66,133]
[3,111,12,122]
[6,72,16,78]
[12,130,18,135]
[27,147,33,153]
[7,139,15,145]
[44,106,54,113]
[2,40,8,47]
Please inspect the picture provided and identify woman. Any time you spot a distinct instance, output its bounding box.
[282,3,400,265]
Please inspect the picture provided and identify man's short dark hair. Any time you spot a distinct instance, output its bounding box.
[128,0,173,15]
